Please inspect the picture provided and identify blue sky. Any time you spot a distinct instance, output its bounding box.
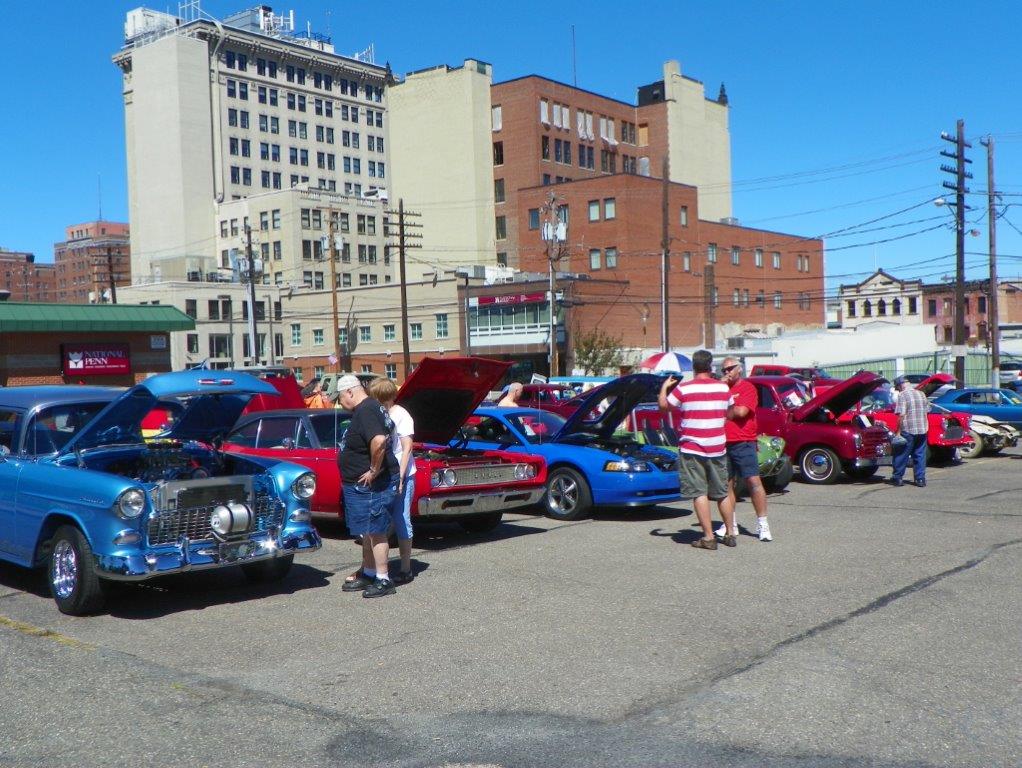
[3,0,1021,290]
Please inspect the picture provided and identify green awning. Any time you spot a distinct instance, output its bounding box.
[0,302,195,332]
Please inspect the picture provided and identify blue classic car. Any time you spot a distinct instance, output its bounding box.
[461,374,680,520]
[930,387,1022,430]
[0,370,321,615]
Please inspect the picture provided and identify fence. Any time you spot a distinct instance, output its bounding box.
[825,351,1006,387]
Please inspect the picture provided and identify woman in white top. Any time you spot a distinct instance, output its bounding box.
[368,378,415,583]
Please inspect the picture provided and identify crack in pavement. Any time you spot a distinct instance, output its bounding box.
[618,537,1022,722]
[770,499,1022,518]
[966,486,1022,501]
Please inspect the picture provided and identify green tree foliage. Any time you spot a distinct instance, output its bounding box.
[573,327,624,375]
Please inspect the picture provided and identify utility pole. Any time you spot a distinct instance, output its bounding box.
[244,224,259,366]
[266,292,276,365]
[105,247,118,304]
[940,119,972,387]
[327,213,342,373]
[981,135,1000,389]
[661,155,670,352]
[541,191,564,377]
[386,200,422,379]
[704,265,716,349]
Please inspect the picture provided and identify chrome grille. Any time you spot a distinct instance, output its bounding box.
[452,463,523,486]
[147,493,283,546]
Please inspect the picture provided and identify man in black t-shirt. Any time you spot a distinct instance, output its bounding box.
[336,375,399,598]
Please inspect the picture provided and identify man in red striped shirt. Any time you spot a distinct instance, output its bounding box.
[658,349,736,550]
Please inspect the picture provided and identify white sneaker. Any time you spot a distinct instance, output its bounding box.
[757,519,773,542]
[715,523,727,538]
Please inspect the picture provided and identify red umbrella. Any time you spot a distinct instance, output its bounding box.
[638,351,693,373]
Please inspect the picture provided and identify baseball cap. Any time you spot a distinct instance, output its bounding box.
[336,374,361,393]
[893,375,908,387]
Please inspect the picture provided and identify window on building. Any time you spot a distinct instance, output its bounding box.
[494,178,505,203]
[755,248,763,268]
[491,105,502,131]
[978,295,987,314]
[733,289,741,307]
[495,216,507,240]
[588,200,600,222]
[540,99,549,124]
[590,248,602,270]
[774,291,783,309]
[359,326,371,343]
[383,324,396,342]
[863,300,873,317]
[731,246,740,266]
[908,296,918,314]
[707,243,717,263]
[435,314,449,339]
[679,206,689,227]
[185,299,197,318]
[541,135,550,161]
[847,300,857,318]
[878,299,887,316]
[493,141,504,166]
[604,198,616,220]
[410,322,423,341]
[683,252,691,272]
[312,328,324,346]
[186,334,199,354]
[605,247,618,268]
[927,298,937,316]
[290,324,301,345]
[384,363,397,380]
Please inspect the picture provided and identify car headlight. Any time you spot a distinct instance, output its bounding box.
[442,468,457,486]
[525,463,537,478]
[853,432,863,449]
[514,463,528,480]
[430,469,442,487]
[604,460,651,472]
[115,488,146,519]
[769,437,784,450]
[291,472,316,500]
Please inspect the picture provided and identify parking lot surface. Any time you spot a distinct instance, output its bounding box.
[1,449,1020,768]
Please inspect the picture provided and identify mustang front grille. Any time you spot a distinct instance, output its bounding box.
[451,464,525,486]
[146,494,283,546]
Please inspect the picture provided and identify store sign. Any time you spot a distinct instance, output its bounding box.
[62,343,132,376]
[473,292,547,307]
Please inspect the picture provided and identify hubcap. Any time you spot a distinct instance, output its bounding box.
[805,451,832,481]
[52,540,78,599]
[548,474,578,514]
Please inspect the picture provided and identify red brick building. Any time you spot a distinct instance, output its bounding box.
[0,250,57,302]
[922,279,1022,345]
[53,221,132,304]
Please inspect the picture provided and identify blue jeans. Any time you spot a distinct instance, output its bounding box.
[390,475,414,541]
[343,479,397,537]
[892,432,927,483]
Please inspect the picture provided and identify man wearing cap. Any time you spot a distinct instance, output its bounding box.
[335,374,400,597]
[891,375,928,487]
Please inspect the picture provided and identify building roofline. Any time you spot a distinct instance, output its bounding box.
[518,173,698,194]
[492,74,638,109]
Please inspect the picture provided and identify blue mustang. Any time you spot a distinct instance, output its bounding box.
[461,374,680,520]
[930,387,1022,430]
[0,370,321,615]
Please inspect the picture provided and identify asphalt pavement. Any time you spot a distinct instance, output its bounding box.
[1,449,1020,768]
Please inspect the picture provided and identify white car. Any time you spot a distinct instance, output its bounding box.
[998,362,1022,389]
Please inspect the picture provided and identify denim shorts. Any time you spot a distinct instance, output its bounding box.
[343,479,397,537]
[727,440,760,480]
[390,475,414,540]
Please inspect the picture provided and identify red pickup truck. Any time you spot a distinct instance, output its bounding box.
[747,372,893,484]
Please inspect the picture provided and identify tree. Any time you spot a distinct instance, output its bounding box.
[573,327,624,375]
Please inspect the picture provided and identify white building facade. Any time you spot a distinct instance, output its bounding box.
[837,269,924,330]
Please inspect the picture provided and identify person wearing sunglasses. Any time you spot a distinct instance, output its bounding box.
[716,357,772,542]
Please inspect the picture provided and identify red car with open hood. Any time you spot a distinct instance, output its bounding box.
[223,357,546,533]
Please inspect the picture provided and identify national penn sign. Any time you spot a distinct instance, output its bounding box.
[61,343,132,377]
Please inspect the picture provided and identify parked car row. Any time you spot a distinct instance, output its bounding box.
[2,358,1018,616]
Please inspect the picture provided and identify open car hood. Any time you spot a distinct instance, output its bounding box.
[59,370,279,454]
[792,371,887,421]
[916,373,955,397]
[556,373,664,439]
[397,356,511,444]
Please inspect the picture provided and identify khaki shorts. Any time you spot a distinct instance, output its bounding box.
[678,452,729,501]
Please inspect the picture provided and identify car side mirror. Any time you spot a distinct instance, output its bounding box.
[0,444,9,461]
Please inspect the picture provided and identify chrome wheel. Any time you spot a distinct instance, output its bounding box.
[51,539,78,600]
[548,475,578,515]
[800,447,839,484]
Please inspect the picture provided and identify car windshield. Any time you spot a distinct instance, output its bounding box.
[777,382,809,409]
[1003,391,1022,405]
[506,411,566,444]
[859,387,894,410]
[309,412,352,448]
[26,401,114,455]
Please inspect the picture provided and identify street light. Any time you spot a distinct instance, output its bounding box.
[218,293,234,369]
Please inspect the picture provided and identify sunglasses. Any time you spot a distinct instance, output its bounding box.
[722,364,740,373]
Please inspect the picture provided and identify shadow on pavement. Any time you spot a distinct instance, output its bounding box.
[594,505,689,523]
[411,519,549,552]
[0,560,51,600]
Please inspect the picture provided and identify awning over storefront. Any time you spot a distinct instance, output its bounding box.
[0,303,194,332]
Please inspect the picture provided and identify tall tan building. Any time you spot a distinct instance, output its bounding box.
[112,5,450,378]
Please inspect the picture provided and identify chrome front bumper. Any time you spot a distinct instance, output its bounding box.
[94,527,322,581]
[852,456,893,468]
[417,487,546,518]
